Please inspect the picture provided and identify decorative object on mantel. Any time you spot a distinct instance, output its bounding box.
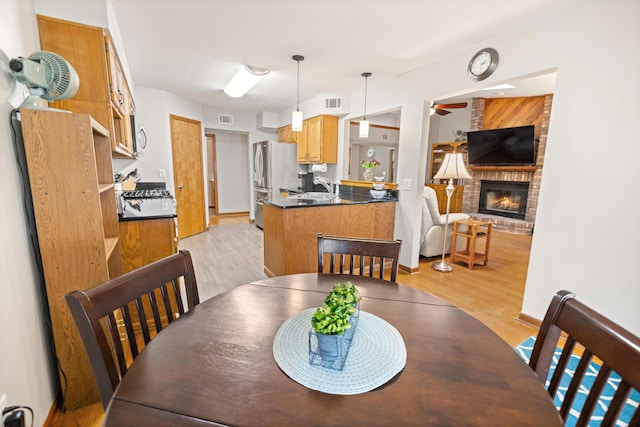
[432,152,473,273]
[361,158,380,182]
[273,308,406,395]
[310,282,361,371]
[452,130,467,141]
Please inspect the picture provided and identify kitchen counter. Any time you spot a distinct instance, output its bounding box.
[262,185,398,276]
[267,185,398,209]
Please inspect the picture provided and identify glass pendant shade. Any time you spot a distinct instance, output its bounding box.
[292,110,303,131]
[359,120,369,138]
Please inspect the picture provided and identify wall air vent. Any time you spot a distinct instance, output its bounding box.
[324,97,342,109]
[218,114,233,125]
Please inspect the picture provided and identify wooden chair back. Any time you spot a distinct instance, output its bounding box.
[529,290,640,426]
[65,250,200,409]
[317,233,402,282]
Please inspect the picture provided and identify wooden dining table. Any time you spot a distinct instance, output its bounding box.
[103,273,562,426]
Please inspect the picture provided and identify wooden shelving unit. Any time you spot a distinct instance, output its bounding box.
[20,109,123,409]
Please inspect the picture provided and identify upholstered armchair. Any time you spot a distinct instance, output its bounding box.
[420,186,470,258]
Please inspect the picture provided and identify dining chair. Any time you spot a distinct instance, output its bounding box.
[317,233,402,282]
[65,249,200,410]
[528,290,640,426]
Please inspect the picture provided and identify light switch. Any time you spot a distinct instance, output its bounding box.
[158,168,166,178]
[403,178,413,190]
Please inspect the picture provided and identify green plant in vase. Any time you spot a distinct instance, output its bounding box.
[311,282,362,335]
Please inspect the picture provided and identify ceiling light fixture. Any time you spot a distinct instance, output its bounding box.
[359,72,372,138]
[223,65,269,98]
[292,55,304,131]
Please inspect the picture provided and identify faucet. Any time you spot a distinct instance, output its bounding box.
[313,176,336,198]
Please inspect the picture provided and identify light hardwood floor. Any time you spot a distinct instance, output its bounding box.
[50,214,538,426]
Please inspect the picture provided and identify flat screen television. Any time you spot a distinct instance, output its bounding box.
[466,125,536,166]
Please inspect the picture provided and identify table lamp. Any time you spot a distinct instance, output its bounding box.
[432,152,472,272]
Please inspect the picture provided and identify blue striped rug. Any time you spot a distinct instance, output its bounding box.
[515,336,639,426]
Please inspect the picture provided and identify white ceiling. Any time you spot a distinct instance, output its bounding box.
[110,0,572,115]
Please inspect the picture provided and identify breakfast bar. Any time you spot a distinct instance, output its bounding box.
[263,185,398,276]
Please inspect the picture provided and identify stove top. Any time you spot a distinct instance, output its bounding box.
[121,189,173,199]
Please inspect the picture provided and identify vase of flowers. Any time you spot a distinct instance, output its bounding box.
[360,159,380,182]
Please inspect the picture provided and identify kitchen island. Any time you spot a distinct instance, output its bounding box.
[263,186,398,276]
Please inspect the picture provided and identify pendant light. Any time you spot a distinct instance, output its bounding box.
[359,72,372,138]
[292,55,304,131]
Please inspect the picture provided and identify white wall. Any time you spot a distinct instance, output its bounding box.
[0,1,58,424]
[397,0,640,334]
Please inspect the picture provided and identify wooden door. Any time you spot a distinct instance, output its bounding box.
[170,114,206,238]
[206,134,219,214]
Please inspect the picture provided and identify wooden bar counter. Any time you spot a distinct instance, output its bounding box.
[263,188,397,276]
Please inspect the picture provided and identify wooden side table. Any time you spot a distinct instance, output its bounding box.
[450,219,492,270]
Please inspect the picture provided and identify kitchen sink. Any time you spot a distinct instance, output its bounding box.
[286,192,335,200]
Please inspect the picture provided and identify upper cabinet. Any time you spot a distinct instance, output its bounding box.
[277,124,299,144]
[37,15,137,158]
[295,115,338,164]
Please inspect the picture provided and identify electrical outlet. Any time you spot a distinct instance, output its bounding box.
[0,393,8,416]
[158,168,166,178]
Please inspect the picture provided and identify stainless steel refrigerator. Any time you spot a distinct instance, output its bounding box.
[253,140,298,229]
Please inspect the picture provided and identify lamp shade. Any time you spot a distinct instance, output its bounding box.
[223,65,269,98]
[433,153,472,180]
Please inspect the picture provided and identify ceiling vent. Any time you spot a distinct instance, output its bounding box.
[324,97,342,109]
[218,114,233,125]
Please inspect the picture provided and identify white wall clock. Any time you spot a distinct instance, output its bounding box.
[468,47,499,82]
[367,147,376,158]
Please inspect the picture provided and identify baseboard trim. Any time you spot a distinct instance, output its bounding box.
[399,263,420,274]
[217,211,249,218]
[517,312,542,328]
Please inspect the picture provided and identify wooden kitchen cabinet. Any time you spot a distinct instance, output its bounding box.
[20,109,123,410]
[37,15,137,158]
[277,124,300,144]
[119,218,178,273]
[297,114,338,164]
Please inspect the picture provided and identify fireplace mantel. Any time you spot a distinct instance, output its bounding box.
[469,165,538,172]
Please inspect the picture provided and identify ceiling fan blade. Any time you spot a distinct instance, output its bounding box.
[434,102,468,109]
[435,109,450,116]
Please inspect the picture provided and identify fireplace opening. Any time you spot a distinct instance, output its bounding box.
[479,180,529,220]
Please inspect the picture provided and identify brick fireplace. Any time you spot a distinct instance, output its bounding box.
[461,95,552,234]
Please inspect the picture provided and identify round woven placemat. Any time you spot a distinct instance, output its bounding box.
[273,308,406,395]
